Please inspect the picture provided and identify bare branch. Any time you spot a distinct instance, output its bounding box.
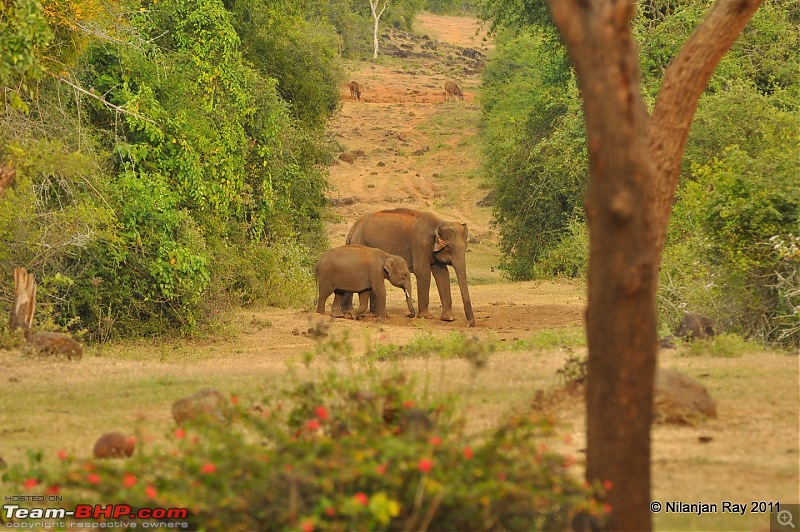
[50,73,159,126]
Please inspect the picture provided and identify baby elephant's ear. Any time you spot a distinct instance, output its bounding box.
[384,257,397,276]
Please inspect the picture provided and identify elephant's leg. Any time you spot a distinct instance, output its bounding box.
[431,263,455,321]
[413,265,434,319]
[330,292,346,318]
[373,283,388,319]
[341,292,354,313]
[352,291,370,319]
[317,285,333,315]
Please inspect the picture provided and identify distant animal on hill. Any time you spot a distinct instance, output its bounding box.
[444,81,463,101]
[349,81,361,100]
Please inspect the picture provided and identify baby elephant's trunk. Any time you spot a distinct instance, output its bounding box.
[404,287,415,318]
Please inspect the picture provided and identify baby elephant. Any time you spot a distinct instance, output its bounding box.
[349,81,361,100]
[316,245,415,319]
[444,81,463,101]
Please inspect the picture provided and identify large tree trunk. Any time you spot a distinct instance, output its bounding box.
[547,0,763,529]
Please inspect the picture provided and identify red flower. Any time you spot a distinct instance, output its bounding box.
[463,446,474,460]
[46,485,60,496]
[145,485,157,499]
[354,492,369,506]
[563,433,574,445]
[201,463,217,474]
[174,428,186,439]
[376,464,387,476]
[301,519,314,532]
[325,506,336,517]
[603,503,612,515]
[315,406,329,420]
[497,472,507,481]
[306,419,321,431]
[428,436,442,446]
[23,478,38,489]
[123,473,137,488]
[603,479,614,492]
[402,400,414,409]
[57,450,68,460]
[563,454,576,468]
[230,394,240,405]
[87,473,101,485]
[418,458,433,474]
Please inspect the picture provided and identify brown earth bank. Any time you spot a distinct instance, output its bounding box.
[1,13,798,531]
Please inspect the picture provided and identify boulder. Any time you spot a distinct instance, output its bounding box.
[172,387,232,425]
[93,432,135,459]
[27,331,82,360]
[654,368,717,425]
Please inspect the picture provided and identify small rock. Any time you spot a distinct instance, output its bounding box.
[338,152,355,164]
[172,388,232,426]
[377,161,386,167]
[93,432,135,459]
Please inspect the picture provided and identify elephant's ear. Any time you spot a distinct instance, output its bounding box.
[384,257,397,276]
[434,227,449,252]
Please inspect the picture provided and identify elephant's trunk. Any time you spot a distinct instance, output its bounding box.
[405,286,415,318]
[453,261,475,327]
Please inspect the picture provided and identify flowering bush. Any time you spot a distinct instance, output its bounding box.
[3,370,605,530]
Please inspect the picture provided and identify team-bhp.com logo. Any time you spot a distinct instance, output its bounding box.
[4,503,189,527]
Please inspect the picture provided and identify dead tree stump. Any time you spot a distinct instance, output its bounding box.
[11,267,36,335]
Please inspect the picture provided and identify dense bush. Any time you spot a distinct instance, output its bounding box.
[481,30,586,279]
[480,2,800,346]
[0,0,336,339]
[4,365,606,530]
[661,104,800,345]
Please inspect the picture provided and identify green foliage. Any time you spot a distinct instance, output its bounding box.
[556,354,588,386]
[481,30,586,280]
[4,368,605,530]
[663,96,800,346]
[681,333,761,358]
[229,0,344,130]
[481,2,800,345]
[1,0,334,339]
[0,0,53,91]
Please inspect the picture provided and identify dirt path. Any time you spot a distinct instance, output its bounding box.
[321,14,587,336]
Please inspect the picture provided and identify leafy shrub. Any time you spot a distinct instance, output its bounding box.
[556,354,588,387]
[481,30,587,280]
[4,368,606,531]
[663,112,800,347]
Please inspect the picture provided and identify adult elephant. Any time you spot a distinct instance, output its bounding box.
[344,208,475,327]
